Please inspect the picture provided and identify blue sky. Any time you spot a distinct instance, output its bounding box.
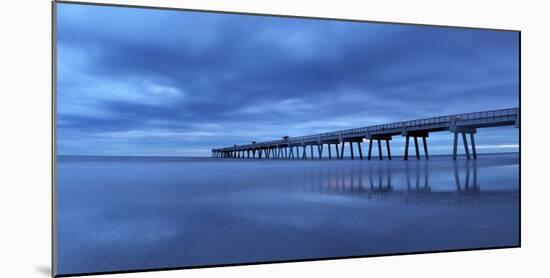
[56,3,519,157]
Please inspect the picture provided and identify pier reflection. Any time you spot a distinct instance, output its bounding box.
[300,160,517,207]
[454,161,480,193]
[405,161,429,192]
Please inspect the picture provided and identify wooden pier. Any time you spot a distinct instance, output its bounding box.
[212,107,519,160]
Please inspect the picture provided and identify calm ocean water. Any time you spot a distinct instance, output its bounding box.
[55,153,519,275]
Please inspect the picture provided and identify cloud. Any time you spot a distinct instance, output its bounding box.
[55,3,519,156]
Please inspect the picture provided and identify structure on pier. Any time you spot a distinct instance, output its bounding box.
[212,108,519,161]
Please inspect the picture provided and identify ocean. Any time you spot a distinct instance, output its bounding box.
[55,153,519,275]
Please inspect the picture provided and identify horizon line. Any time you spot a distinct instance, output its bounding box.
[57,151,519,158]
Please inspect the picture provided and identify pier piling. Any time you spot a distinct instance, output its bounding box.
[377,139,382,160]
[470,132,477,159]
[386,140,391,160]
[422,137,429,160]
[461,132,470,160]
[414,137,420,160]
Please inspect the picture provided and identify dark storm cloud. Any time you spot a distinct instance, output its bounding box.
[56,3,519,156]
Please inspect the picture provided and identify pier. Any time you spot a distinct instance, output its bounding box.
[212,107,519,160]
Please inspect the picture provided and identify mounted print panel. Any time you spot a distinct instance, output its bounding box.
[53,1,520,276]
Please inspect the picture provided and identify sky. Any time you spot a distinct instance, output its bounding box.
[56,3,519,157]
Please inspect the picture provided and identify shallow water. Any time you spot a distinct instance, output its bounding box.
[55,153,519,275]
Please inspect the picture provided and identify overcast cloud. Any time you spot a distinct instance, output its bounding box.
[56,3,519,156]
